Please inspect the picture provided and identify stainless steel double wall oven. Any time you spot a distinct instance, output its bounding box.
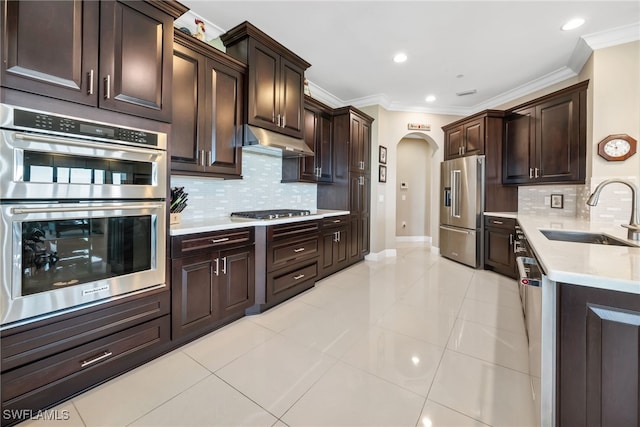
[0,104,167,328]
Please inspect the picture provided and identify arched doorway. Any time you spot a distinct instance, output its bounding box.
[395,133,438,244]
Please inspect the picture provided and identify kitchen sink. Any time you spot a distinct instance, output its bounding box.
[540,229,637,247]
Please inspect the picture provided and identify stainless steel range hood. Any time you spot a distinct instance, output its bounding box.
[243,125,314,158]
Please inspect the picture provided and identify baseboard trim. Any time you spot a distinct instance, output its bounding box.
[396,235,432,243]
[365,249,397,261]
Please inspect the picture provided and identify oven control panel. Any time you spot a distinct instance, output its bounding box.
[12,108,158,147]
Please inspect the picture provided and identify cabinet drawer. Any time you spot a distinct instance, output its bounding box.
[484,216,516,230]
[271,262,318,297]
[1,316,170,405]
[322,215,349,228]
[1,290,170,371]
[268,220,319,240]
[172,228,254,257]
[269,237,318,270]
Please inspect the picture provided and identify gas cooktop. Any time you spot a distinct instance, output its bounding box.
[230,209,312,220]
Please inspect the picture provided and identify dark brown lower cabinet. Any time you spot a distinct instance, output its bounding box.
[0,290,171,427]
[483,216,516,278]
[320,215,349,278]
[170,228,255,341]
[557,283,640,427]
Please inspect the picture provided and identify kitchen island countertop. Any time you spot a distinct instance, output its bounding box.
[486,212,640,294]
[170,210,350,236]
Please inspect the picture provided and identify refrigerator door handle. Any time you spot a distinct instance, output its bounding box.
[451,170,461,218]
[440,224,471,234]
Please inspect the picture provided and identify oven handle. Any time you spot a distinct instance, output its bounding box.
[14,132,164,157]
[12,203,164,214]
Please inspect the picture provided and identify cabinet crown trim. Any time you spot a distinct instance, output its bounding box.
[220,21,311,69]
[506,80,589,113]
[442,109,504,131]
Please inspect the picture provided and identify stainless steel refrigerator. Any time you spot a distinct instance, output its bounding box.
[439,155,485,268]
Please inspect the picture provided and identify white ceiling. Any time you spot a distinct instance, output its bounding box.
[179,1,640,116]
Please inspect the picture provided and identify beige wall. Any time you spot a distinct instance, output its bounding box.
[395,138,433,237]
[360,105,461,255]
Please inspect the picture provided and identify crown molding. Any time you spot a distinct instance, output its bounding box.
[305,81,344,108]
[582,22,640,50]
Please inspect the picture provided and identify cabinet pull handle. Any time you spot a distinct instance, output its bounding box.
[87,69,94,95]
[509,233,514,245]
[293,274,305,280]
[462,146,465,155]
[529,168,534,179]
[534,167,539,178]
[214,258,219,276]
[200,150,206,166]
[104,74,111,99]
[281,115,286,128]
[222,257,227,274]
[359,176,364,186]
[492,220,504,225]
[337,231,341,242]
[332,219,341,223]
[211,237,230,243]
[80,351,113,368]
[276,114,281,127]
[293,247,305,253]
[207,151,212,166]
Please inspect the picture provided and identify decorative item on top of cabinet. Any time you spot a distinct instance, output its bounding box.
[171,29,245,178]
[442,110,516,212]
[170,228,255,341]
[221,21,311,139]
[0,0,187,123]
[503,80,588,185]
[282,95,334,183]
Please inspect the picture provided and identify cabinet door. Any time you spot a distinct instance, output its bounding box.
[204,58,243,176]
[171,43,204,172]
[171,254,216,339]
[279,58,305,138]
[218,246,255,318]
[503,107,536,184]
[99,0,173,122]
[558,284,640,427]
[445,126,463,160]
[1,0,99,106]
[536,93,581,183]
[321,230,337,272]
[317,111,334,182]
[248,40,279,131]
[300,107,319,181]
[484,227,515,278]
[463,119,485,156]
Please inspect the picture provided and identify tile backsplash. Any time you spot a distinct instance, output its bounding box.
[171,151,317,220]
[518,185,581,217]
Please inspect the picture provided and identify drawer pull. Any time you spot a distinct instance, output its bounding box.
[332,219,341,223]
[80,351,113,368]
[293,274,305,280]
[492,220,504,225]
[293,248,305,253]
[211,237,230,243]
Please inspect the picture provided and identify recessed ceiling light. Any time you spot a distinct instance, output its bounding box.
[393,53,408,63]
[425,95,436,103]
[562,18,585,31]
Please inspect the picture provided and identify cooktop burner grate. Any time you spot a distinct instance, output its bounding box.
[230,209,311,220]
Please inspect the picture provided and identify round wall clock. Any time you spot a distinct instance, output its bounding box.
[597,134,637,161]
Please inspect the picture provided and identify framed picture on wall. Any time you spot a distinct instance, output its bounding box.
[379,146,387,164]
[379,165,387,183]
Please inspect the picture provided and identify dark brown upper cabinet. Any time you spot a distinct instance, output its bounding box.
[443,117,485,160]
[1,0,186,122]
[282,96,333,183]
[503,80,588,185]
[171,30,245,178]
[221,22,311,139]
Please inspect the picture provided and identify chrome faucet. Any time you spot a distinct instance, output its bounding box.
[587,179,640,240]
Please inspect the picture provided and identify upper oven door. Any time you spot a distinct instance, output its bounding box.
[0,130,167,200]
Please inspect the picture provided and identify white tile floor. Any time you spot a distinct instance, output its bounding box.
[24,244,537,427]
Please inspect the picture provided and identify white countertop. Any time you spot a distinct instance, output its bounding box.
[170,210,350,236]
[490,213,640,295]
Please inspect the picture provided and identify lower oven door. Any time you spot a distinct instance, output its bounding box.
[0,201,166,328]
